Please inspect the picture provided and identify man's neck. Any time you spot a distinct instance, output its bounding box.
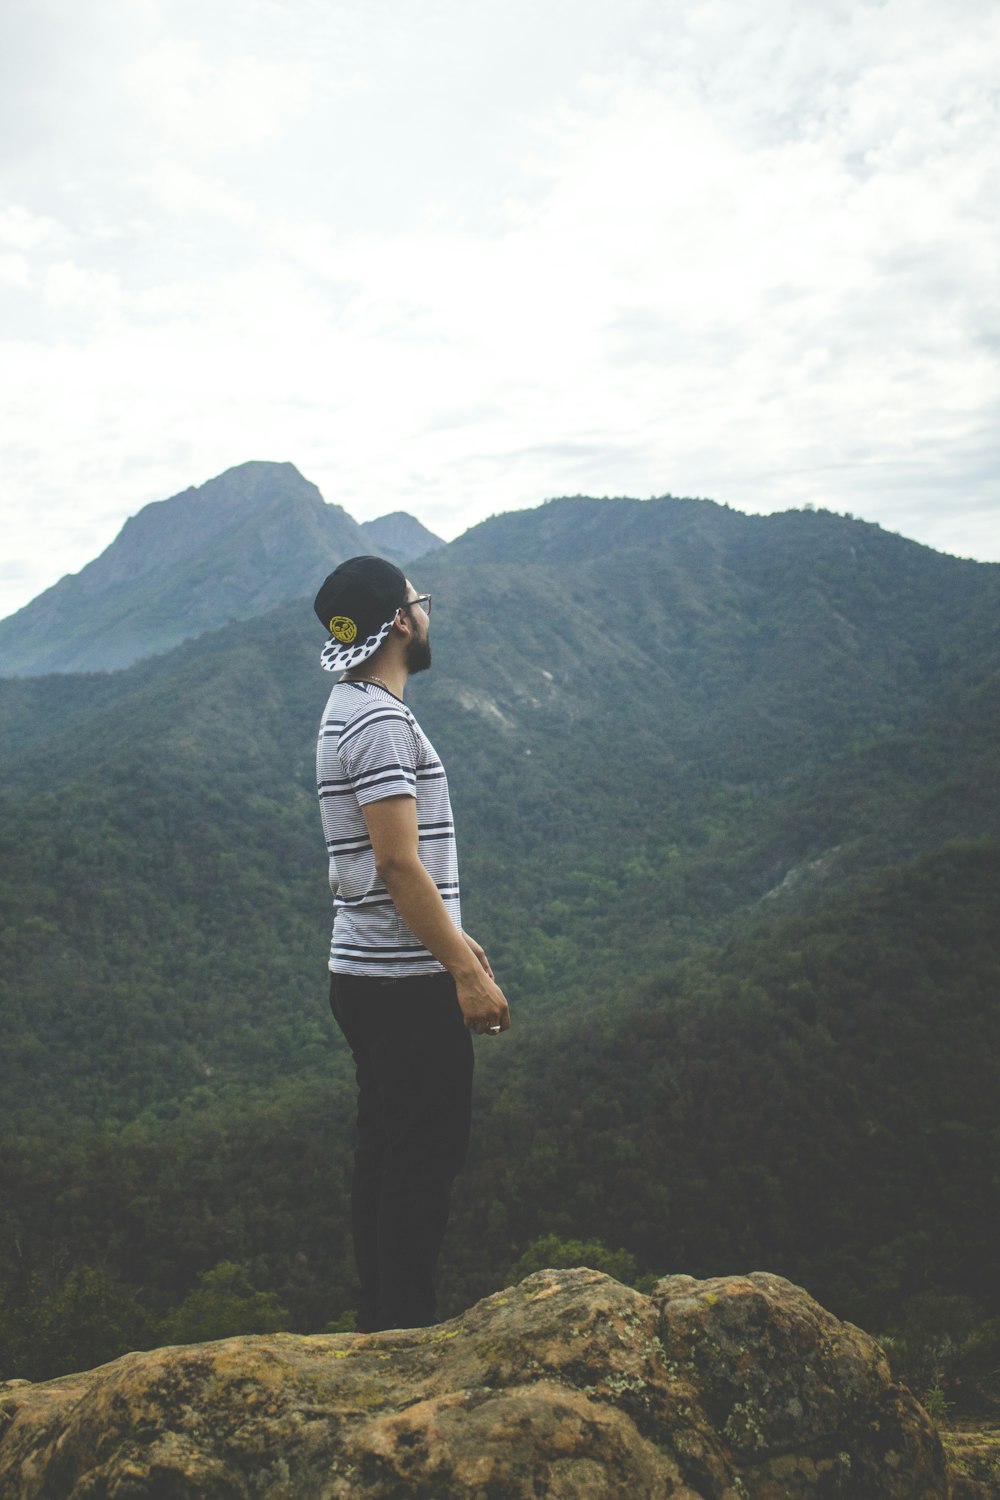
[345,662,407,699]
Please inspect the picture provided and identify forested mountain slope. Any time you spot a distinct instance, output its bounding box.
[2,837,996,1382]
[1,497,997,1124]
[1,492,997,1385]
[474,836,1000,1333]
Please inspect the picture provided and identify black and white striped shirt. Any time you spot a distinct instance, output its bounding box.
[316,680,461,976]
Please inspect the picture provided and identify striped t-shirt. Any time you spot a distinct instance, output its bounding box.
[316,679,461,976]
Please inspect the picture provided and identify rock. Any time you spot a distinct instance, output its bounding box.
[0,1268,948,1498]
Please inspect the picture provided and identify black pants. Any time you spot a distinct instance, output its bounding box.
[329,969,474,1332]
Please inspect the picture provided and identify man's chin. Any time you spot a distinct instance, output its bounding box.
[407,641,432,675]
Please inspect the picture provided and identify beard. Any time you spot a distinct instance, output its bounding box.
[406,635,432,675]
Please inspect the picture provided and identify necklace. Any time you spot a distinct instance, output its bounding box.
[344,672,394,694]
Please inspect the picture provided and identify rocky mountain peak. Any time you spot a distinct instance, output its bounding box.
[95,461,329,584]
[0,462,396,676]
[359,510,443,561]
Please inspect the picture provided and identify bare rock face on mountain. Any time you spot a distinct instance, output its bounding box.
[360,510,443,561]
[0,1268,947,1499]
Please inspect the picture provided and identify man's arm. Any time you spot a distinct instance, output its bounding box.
[362,795,511,1034]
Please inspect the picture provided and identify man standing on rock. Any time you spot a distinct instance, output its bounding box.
[314,556,511,1334]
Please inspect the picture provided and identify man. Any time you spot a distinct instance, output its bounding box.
[314,555,510,1334]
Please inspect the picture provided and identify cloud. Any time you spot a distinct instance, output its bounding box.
[0,0,997,619]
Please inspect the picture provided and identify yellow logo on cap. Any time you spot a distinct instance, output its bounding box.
[329,616,357,643]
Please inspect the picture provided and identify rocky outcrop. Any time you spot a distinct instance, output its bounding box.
[0,1268,948,1498]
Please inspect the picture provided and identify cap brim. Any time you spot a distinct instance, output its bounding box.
[320,615,395,673]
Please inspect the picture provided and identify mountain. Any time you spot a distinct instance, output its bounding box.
[2,490,997,944]
[1,491,996,1112]
[414,497,999,925]
[0,462,422,677]
[359,511,443,560]
[1,490,999,1386]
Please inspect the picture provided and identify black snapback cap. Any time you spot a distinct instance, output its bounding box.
[314,555,408,673]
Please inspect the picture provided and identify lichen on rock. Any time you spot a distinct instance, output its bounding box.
[0,1267,949,1498]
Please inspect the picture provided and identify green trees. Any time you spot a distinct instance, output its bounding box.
[0,1268,152,1383]
[506,1236,652,1292]
[160,1262,287,1346]
[2,833,998,1389]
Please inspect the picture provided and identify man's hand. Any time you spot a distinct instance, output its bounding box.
[462,931,493,979]
[455,957,511,1035]
[458,932,510,1034]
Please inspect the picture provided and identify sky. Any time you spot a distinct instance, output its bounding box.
[1,0,997,620]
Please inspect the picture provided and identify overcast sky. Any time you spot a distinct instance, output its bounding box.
[1,0,997,619]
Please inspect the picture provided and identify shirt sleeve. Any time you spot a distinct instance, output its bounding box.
[337,704,420,806]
